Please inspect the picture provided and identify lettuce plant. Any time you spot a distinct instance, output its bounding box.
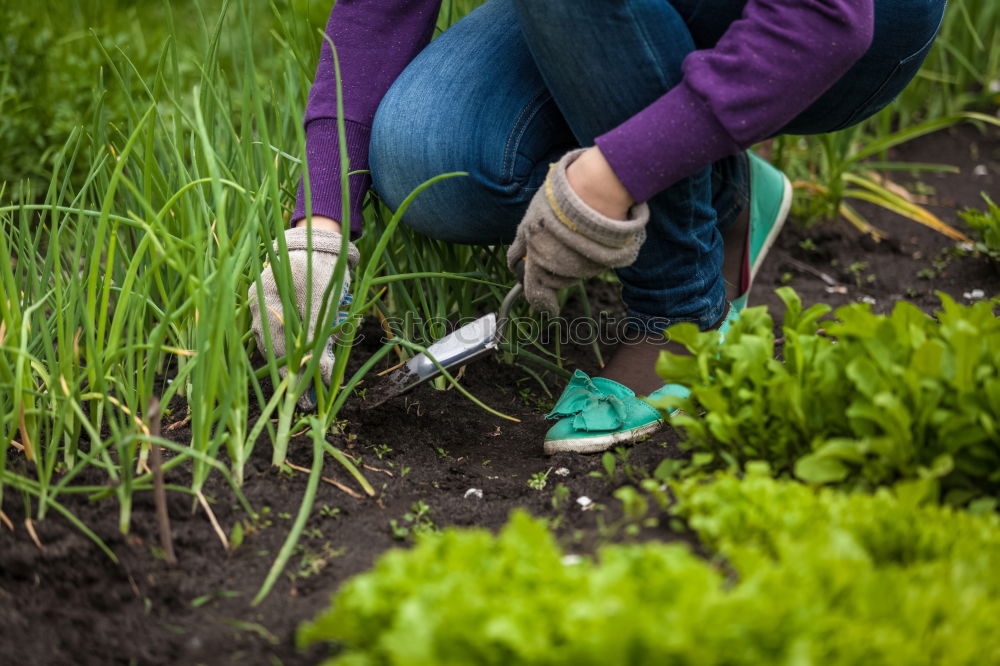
[299,469,1000,665]
[651,288,1000,505]
[961,193,1000,264]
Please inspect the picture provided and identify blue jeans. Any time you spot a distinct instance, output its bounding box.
[370,0,945,332]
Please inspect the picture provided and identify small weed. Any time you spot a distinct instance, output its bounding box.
[590,452,617,482]
[613,485,654,536]
[591,447,642,484]
[371,444,392,460]
[528,468,552,491]
[917,251,954,280]
[230,522,245,550]
[798,238,818,252]
[390,501,436,541]
[239,508,274,538]
[551,483,570,511]
[287,542,345,581]
[653,458,688,482]
[319,504,341,519]
[846,261,874,288]
[961,193,1000,263]
[435,447,449,459]
[190,590,241,608]
[517,386,555,412]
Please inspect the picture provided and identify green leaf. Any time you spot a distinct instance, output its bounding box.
[655,350,699,384]
[894,477,939,508]
[967,497,999,515]
[920,453,954,479]
[602,452,615,478]
[653,458,687,481]
[230,520,245,550]
[776,286,802,327]
[794,453,850,484]
[691,452,715,469]
[846,357,883,398]
[663,322,703,350]
[301,475,1000,663]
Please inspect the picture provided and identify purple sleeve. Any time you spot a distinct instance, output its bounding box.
[595,0,875,203]
[293,0,443,236]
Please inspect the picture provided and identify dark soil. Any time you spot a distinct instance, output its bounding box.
[2,126,998,666]
[752,123,1000,315]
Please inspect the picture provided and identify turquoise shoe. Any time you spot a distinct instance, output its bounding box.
[542,372,667,455]
[731,152,793,313]
[543,304,740,455]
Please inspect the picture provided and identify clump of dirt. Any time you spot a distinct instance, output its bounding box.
[362,364,419,409]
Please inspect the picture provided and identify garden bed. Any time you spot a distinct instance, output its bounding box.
[1,125,998,666]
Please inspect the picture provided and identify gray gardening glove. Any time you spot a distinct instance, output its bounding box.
[249,226,360,409]
[507,149,649,314]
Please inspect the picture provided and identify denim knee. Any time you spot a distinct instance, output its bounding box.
[369,0,570,246]
[370,90,502,245]
[369,52,531,246]
[368,82,423,217]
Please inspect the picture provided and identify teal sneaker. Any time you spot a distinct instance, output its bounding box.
[542,372,667,454]
[731,152,793,313]
[543,304,740,455]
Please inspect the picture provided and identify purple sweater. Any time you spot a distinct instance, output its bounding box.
[294,0,874,236]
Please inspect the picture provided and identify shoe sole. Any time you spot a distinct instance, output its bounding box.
[749,172,794,283]
[543,420,663,455]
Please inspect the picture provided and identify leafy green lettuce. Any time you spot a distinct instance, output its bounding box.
[300,469,1000,665]
[652,289,1000,504]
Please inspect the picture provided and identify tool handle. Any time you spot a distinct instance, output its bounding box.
[494,259,525,343]
[511,257,525,284]
[497,282,523,323]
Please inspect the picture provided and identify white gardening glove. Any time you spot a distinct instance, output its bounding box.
[249,227,360,409]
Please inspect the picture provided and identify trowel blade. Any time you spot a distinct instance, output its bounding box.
[362,313,498,409]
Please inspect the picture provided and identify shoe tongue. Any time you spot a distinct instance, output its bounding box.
[648,383,690,402]
[590,377,636,400]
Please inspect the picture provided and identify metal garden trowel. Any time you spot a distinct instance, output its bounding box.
[362,262,524,409]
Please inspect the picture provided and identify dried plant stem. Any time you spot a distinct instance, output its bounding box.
[165,415,191,433]
[284,460,364,499]
[148,398,177,566]
[24,519,44,551]
[197,491,229,552]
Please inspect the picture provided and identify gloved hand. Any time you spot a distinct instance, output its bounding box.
[507,149,649,314]
[248,226,360,409]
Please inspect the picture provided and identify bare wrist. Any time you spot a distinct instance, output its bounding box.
[565,147,636,220]
[294,215,342,234]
